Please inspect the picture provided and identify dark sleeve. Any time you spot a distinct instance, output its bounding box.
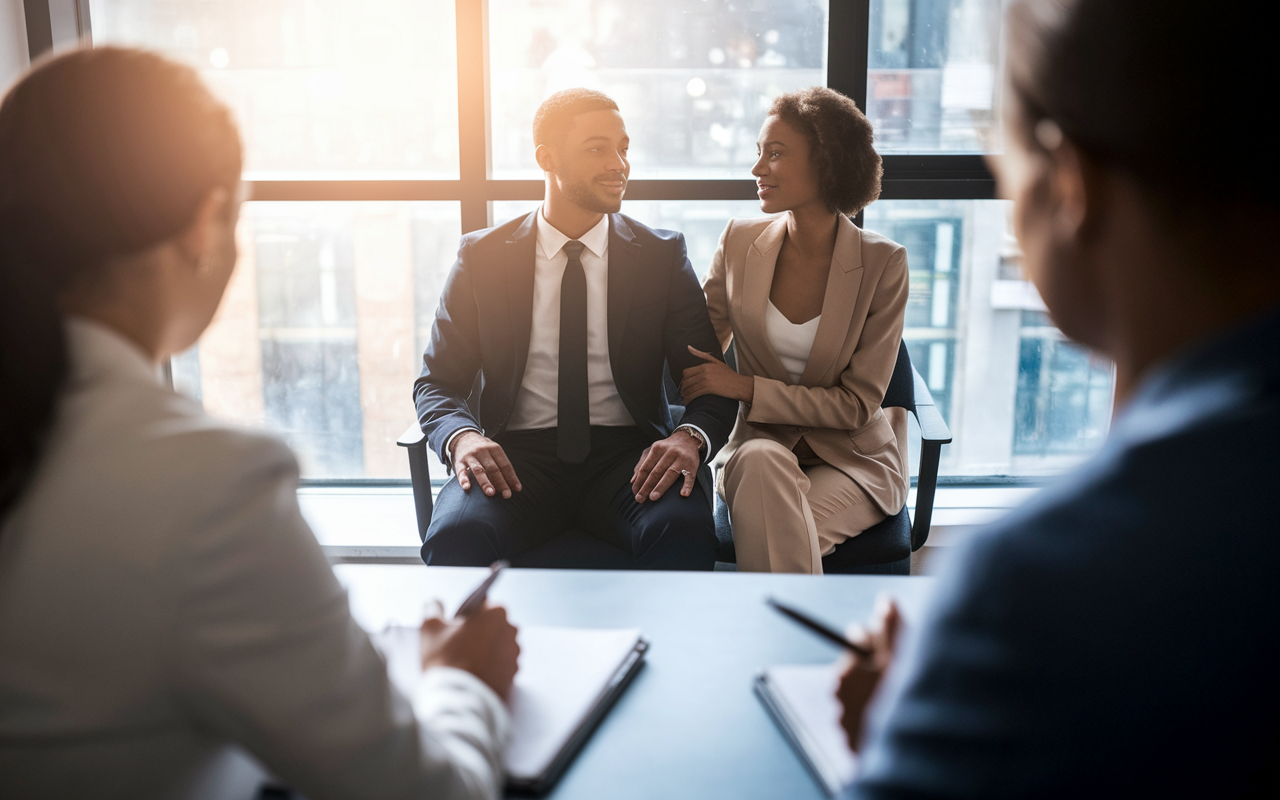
[661,233,738,458]
[413,241,484,464]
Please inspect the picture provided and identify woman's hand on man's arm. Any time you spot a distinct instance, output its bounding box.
[681,345,754,403]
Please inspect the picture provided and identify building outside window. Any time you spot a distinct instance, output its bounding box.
[86,0,1112,483]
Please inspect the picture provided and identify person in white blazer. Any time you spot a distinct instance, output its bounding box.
[0,48,519,800]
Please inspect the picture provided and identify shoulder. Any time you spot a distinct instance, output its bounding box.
[854,224,908,267]
[613,213,683,247]
[458,211,533,254]
[717,215,782,261]
[63,379,298,509]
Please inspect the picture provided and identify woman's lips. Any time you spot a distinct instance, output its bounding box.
[757,183,777,197]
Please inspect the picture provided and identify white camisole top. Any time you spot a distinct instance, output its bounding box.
[765,299,821,384]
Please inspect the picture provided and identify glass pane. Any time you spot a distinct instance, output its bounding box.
[867,0,1004,153]
[172,202,462,479]
[862,199,1112,475]
[491,200,760,278]
[90,0,460,178]
[489,0,829,178]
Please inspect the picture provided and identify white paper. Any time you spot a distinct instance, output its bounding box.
[761,663,858,794]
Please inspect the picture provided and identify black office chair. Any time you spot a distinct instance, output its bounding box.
[712,340,951,574]
[399,341,950,572]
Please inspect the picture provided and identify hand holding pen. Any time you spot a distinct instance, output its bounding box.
[835,595,901,753]
[419,561,520,699]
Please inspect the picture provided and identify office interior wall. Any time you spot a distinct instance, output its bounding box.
[1,0,27,91]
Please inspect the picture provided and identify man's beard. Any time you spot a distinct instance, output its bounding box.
[563,175,625,214]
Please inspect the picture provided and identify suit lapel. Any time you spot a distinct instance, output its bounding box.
[505,212,539,390]
[742,217,793,382]
[606,213,640,373]
[798,215,864,386]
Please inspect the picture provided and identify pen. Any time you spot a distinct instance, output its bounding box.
[453,560,508,619]
[766,596,872,657]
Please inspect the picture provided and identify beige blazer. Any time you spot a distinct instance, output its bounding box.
[703,215,911,516]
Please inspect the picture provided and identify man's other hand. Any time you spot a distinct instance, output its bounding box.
[630,431,701,502]
[836,595,902,752]
[420,603,520,700]
[451,431,522,499]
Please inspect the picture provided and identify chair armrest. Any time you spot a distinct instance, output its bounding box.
[398,420,433,542]
[911,368,953,445]
[909,367,952,552]
[398,421,426,448]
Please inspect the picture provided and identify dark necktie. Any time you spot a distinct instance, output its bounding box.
[557,240,591,463]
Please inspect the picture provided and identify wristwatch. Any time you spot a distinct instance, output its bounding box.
[673,424,707,455]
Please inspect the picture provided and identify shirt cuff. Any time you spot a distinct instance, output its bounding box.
[443,427,482,464]
[675,423,712,464]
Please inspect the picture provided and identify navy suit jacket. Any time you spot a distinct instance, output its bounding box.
[850,306,1280,798]
[414,211,737,465]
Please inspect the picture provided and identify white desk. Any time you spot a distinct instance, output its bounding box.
[335,566,934,800]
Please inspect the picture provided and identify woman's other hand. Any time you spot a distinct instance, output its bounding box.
[681,345,754,403]
[420,603,520,700]
[836,595,901,752]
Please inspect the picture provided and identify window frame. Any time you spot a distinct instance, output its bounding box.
[34,0,1006,486]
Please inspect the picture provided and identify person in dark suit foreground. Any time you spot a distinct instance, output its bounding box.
[836,1,1279,796]
[413,89,737,568]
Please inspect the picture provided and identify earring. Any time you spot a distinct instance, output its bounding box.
[1034,118,1064,151]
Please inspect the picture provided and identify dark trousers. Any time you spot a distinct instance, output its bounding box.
[421,426,717,570]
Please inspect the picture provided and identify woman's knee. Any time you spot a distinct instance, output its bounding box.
[724,439,799,489]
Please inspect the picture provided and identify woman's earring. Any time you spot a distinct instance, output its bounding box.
[1034,118,1064,151]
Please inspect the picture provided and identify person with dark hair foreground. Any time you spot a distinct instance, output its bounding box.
[683,87,909,573]
[0,48,518,800]
[413,89,736,569]
[836,1,1280,796]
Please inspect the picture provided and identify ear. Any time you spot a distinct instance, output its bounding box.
[534,144,556,174]
[1046,138,1103,245]
[175,187,233,270]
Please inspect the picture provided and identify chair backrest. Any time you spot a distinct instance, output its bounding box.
[881,340,916,414]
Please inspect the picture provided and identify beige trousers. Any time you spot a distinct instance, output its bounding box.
[720,438,887,574]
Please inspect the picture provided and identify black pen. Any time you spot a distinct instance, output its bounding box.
[766,596,872,657]
[453,560,508,619]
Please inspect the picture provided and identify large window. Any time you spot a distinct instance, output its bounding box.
[81,0,1111,482]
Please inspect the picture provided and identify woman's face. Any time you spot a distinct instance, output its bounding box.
[174,184,243,354]
[752,115,823,215]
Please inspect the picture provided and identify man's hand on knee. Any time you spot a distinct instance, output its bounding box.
[451,431,522,499]
[631,433,700,503]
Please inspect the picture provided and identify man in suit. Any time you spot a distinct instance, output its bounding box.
[413,89,737,568]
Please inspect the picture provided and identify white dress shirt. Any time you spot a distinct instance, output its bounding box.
[506,208,635,431]
[0,319,510,800]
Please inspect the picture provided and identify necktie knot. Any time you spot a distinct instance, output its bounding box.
[563,240,586,261]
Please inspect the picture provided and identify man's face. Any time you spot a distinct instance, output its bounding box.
[543,109,630,214]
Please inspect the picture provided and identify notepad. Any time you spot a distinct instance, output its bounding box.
[755,663,858,796]
[373,624,647,794]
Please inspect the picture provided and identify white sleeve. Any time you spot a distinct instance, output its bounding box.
[167,432,508,800]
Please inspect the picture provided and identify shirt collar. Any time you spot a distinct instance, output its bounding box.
[64,316,163,388]
[535,206,610,261]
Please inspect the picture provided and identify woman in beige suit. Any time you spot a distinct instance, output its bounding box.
[681,87,909,574]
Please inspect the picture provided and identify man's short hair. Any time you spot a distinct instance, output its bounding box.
[532,88,620,149]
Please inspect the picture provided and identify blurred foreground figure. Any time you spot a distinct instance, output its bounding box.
[838,1,1280,797]
[0,48,517,800]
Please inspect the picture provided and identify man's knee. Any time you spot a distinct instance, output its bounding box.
[421,486,502,566]
[630,493,717,570]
